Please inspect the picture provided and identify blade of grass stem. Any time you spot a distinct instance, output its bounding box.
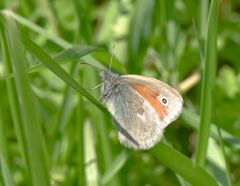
[0,45,102,80]
[207,138,230,186]
[84,121,99,186]
[216,127,232,185]
[1,11,50,186]
[10,11,71,48]
[0,16,29,185]
[151,143,218,186]
[77,92,86,186]
[0,82,15,186]
[195,0,219,167]
[101,152,128,186]
[198,0,209,52]
[20,34,108,113]
[0,153,15,186]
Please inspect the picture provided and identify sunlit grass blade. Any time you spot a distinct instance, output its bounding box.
[101,152,128,186]
[54,45,101,62]
[207,138,230,186]
[198,0,209,52]
[1,11,50,186]
[0,153,15,186]
[0,45,101,80]
[0,82,14,186]
[216,128,232,186]
[196,0,219,167]
[84,121,99,186]
[151,143,218,186]
[76,94,86,186]
[21,34,108,113]
[0,15,28,184]
[10,11,71,48]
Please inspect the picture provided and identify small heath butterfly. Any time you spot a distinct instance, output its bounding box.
[100,70,183,150]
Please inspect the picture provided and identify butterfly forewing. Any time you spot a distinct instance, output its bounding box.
[121,75,183,127]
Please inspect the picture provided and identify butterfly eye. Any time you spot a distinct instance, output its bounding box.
[160,97,169,106]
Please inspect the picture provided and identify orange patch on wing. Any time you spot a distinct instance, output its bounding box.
[129,83,167,119]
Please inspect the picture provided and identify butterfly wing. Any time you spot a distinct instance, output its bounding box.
[121,74,183,127]
[102,73,183,150]
[104,82,165,149]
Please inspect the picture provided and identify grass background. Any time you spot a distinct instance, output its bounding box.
[0,0,240,185]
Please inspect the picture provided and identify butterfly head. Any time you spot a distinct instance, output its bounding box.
[100,70,119,99]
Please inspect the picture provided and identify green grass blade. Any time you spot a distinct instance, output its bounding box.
[76,94,86,186]
[53,45,101,62]
[20,34,108,114]
[0,45,101,80]
[127,0,155,73]
[0,82,15,186]
[10,11,71,48]
[196,0,219,167]
[216,128,232,186]
[207,138,230,186]
[2,11,50,186]
[101,152,128,186]
[1,14,29,185]
[151,143,218,186]
[198,0,209,52]
[73,0,92,43]
[84,122,99,186]
[0,153,15,186]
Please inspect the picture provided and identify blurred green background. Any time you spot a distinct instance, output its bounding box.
[0,0,240,186]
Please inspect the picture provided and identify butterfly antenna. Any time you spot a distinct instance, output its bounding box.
[91,83,104,90]
[109,43,116,71]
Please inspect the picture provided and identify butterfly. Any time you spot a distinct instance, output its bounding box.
[100,70,183,150]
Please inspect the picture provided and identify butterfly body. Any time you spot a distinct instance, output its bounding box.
[100,70,183,150]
